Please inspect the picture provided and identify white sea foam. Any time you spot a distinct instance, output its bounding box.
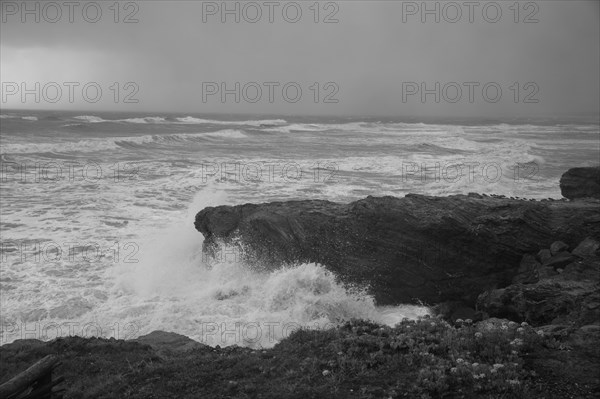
[0,130,249,154]
[1,184,429,347]
[69,114,287,126]
[74,115,106,123]
[203,129,247,139]
[2,117,596,347]
[106,186,429,348]
[118,117,167,124]
[175,116,287,127]
[0,138,120,154]
[0,114,37,120]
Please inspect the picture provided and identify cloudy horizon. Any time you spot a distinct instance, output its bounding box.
[1,0,599,119]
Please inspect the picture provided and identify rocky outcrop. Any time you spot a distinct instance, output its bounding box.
[195,194,600,306]
[477,238,600,327]
[134,331,207,355]
[560,166,600,199]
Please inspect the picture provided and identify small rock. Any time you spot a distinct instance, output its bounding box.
[543,251,576,269]
[572,237,600,259]
[537,249,552,263]
[550,241,569,255]
[513,254,540,284]
[134,331,207,353]
[322,370,331,376]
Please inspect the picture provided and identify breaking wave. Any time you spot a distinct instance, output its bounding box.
[0,130,249,154]
[71,115,287,127]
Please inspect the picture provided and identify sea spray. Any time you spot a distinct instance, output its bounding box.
[0,182,429,346]
[108,184,430,348]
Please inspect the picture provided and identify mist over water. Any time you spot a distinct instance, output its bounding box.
[1,111,598,347]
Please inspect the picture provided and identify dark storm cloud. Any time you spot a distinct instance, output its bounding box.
[1,0,598,118]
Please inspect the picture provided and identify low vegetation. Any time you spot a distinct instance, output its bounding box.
[1,316,598,398]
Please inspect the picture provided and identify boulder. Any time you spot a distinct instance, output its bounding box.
[572,237,600,258]
[550,241,569,255]
[537,249,552,263]
[513,254,540,284]
[560,166,600,200]
[543,252,577,269]
[134,331,207,355]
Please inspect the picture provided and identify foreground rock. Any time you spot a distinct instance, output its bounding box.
[477,237,600,327]
[560,166,600,199]
[195,194,600,306]
[134,331,207,356]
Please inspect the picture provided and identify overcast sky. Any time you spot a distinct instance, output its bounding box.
[1,0,599,118]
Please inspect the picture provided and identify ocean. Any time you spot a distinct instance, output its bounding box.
[1,110,598,348]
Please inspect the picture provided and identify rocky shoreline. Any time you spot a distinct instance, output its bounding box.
[195,167,599,315]
[2,167,599,398]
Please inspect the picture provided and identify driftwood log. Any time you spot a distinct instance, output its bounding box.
[0,355,64,399]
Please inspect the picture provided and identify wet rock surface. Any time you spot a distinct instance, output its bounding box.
[477,237,600,327]
[195,194,600,306]
[560,166,600,200]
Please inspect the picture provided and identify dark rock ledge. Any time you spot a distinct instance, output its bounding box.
[195,167,600,325]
